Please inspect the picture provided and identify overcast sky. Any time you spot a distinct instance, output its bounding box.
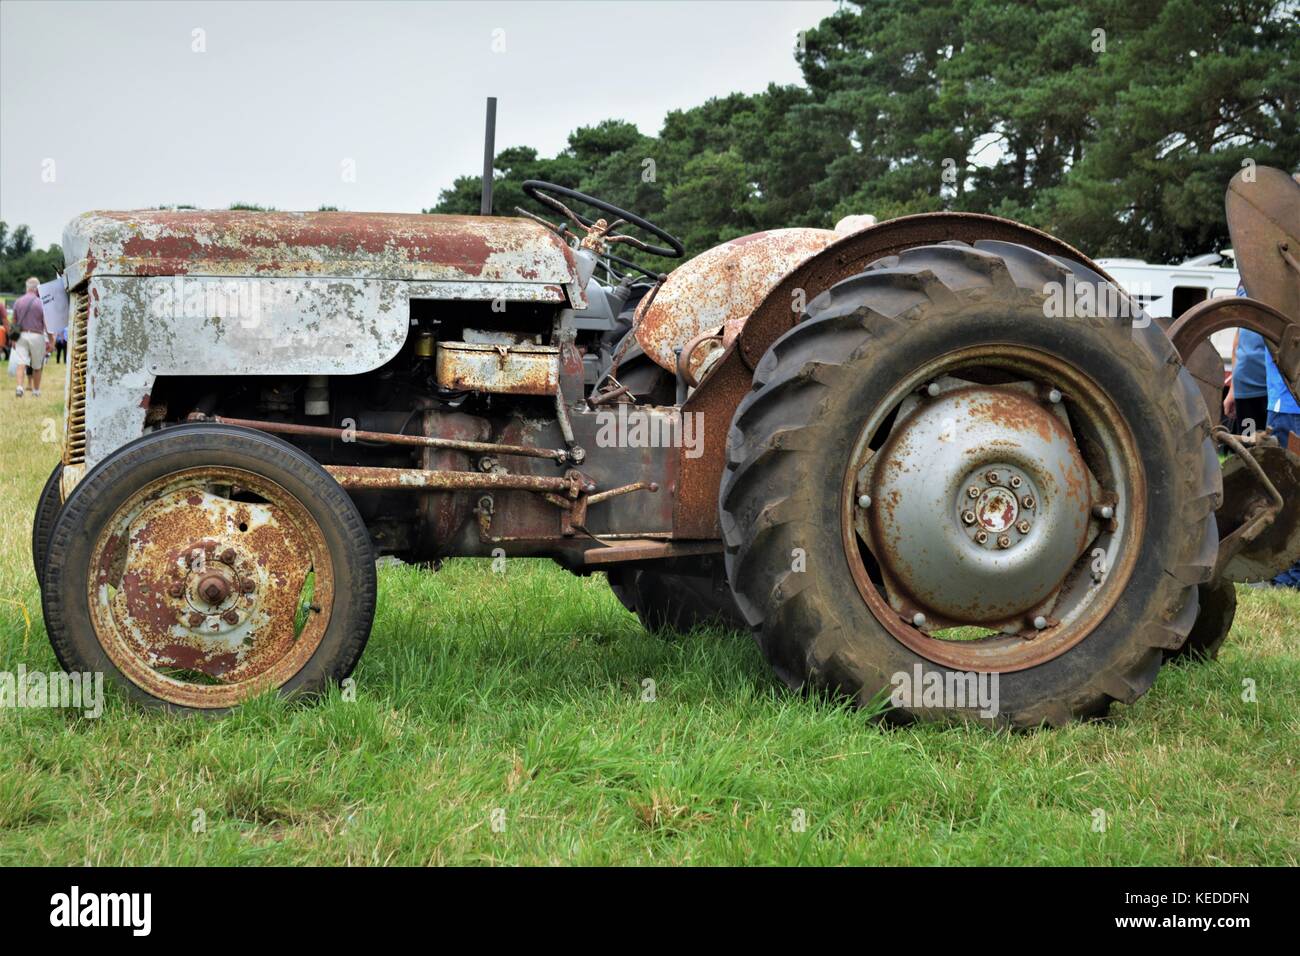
[1,0,839,248]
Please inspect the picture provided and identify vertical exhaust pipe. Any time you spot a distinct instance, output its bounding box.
[481,96,497,216]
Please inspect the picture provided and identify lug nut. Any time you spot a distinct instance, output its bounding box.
[1048,389,1062,404]
[1033,615,1048,630]
[975,531,989,544]
[1022,495,1036,508]
[1016,520,1031,534]
[168,582,185,598]
[857,494,872,508]
[240,578,255,593]
[222,610,239,625]
[1009,475,1022,488]
[985,471,1000,484]
[967,486,981,499]
[911,612,927,627]
[962,510,976,525]
[1094,504,1114,520]
[997,534,1011,548]
[187,612,206,628]
[220,548,237,564]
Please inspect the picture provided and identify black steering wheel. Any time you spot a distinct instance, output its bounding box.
[521,181,685,266]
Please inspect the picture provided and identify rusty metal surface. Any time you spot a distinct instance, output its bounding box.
[435,342,560,395]
[581,539,724,565]
[62,293,89,466]
[634,228,838,372]
[1216,441,1300,582]
[1169,295,1300,399]
[673,213,1118,540]
[1226,165,1300,324]
[735,212,1116,369]
[63,209,581,288]
[840,348,1145,673]
[210,414,569,462]
[324,465,592,495]
[862,383,1093,627]
[87,466,332,708]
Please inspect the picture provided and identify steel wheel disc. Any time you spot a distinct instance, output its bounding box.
[87,466,334,708]
[842,346,1146,672]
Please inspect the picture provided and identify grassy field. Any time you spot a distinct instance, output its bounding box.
[1,363,1296,866]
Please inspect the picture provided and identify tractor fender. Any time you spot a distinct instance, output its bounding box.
[673,212,1116,539]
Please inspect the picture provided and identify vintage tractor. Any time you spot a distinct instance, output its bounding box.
[34,162,1300,724]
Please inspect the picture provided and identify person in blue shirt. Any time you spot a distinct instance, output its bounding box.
[1227,329,1269,433]
[1226,286,1269,433]
[1264,348,1300,447]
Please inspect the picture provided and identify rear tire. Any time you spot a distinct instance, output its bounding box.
[41,423,376,713]
[720,241,1220,726]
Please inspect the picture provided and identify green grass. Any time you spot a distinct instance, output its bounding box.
[0,362,1297,865]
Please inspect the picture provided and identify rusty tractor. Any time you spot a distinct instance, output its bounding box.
[33,163,1300,725]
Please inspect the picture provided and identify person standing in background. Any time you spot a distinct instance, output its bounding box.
[1224,283,1269,433]
[1225,326,1269,434]
[11,277,51,397]
[55,326,67,364]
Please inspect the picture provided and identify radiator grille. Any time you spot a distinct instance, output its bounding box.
[63,293,89,465]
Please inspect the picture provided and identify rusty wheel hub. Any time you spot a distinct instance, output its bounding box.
[844,348,1145,672]
[88,467,332,708]
[861,382,1093,624]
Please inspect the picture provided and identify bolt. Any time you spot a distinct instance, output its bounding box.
[967,486,981,499]
[1009,475,1022,488]
[997,534,1011,548]
[1048,389,1062,404]
[857,494,872,508]
[975,531,989,544]
[220,548,237,564]
[1033,615,1048,630]
[240,578,255,593]
[187,612,205,628]
[985,471,1000,484]
[1022,495,1036,508]
[962,510,976,525]
[1094,504,1115,520]
[168,582,185,598]
[911,612,927,627]
[222,609,239,625]
[1017,520,1031,534]
[926,382,941,397]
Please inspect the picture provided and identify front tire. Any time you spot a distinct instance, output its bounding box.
[41,424,376,712]
[720,241,1220,727]
[31,462,63,580]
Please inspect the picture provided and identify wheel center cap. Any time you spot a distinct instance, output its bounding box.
[975,487,1018,532]
[198,573,231,605]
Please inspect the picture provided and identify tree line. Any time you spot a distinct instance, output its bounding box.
[431,0,1299,264]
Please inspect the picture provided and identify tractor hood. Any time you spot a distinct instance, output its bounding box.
[62,209,582,292]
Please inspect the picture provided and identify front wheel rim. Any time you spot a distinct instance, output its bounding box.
[87,466,334,708]
[841,345,1146,673]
